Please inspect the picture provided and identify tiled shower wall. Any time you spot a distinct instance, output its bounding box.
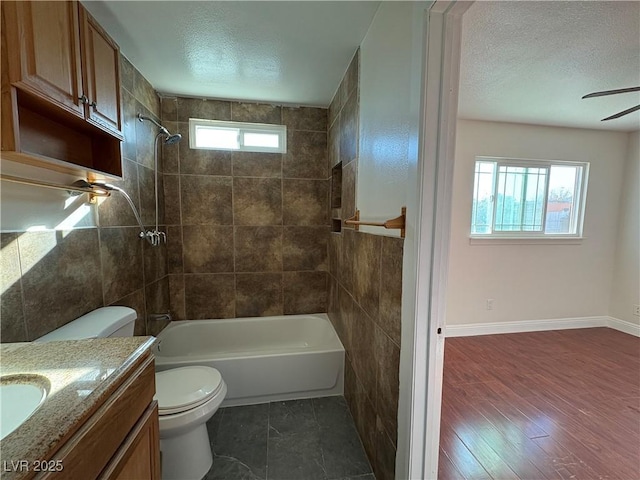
[326,50,404,480]
[159,97,329,319]
[0,56,170,342]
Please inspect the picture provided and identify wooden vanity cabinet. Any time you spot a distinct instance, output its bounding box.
[1,0,124,178]
[35,353,160,480]
[99,403,160,480]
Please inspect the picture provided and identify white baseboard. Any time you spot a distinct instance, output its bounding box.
[445,316,609,337]
[606,316,640,337]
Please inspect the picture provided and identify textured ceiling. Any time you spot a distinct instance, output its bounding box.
[83,1,639,129]
[82,1,380,107]
[459,1,640,132]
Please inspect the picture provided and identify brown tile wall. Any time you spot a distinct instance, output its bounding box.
[0,55,170,342]
[326,50,404,480]
[160,97,329,319]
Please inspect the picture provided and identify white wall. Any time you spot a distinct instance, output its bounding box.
[446,119,628,326]
[0,160,98,232]
[358,2,424,237]
[610,131,640,325]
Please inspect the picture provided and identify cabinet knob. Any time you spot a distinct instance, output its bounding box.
[89,101,97,109]
[79,95,89,105]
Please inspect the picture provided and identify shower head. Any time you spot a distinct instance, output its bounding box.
[164,133,182,145]
[137,114,182,144]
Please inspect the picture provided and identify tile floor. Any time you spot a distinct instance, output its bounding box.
[204,396,375,480]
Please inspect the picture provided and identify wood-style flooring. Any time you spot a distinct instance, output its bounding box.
[438,328,640,479]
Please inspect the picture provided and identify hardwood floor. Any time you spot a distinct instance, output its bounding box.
[438,328,640,479]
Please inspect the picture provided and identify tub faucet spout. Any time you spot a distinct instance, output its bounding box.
[149,313,172,322]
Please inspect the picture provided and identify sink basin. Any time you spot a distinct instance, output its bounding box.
[0,375,49,439]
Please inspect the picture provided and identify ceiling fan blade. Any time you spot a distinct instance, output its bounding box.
[601,104,640,121]
[583,86,640,99]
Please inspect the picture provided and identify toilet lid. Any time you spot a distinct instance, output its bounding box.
[155,366,223,415]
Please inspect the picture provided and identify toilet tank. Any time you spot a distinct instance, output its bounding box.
[35,307,137,342]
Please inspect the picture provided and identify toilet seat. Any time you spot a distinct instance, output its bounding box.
[155,366,223,415]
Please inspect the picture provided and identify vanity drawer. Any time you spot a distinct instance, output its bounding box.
[98,402,160,480]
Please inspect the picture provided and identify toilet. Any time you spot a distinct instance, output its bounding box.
[36,307,226,480]
[154,366,226,480]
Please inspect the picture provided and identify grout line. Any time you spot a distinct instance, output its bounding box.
[177,117,187,319]
[96,227,107,309]
[230,172,237,319]
[311,397,330,480]
[280,153,285,313]
[265,400,271,480]
[12,234,30,340]
[179,270,325,276]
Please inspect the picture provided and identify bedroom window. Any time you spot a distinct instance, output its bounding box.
[471,157,589,237]
[189,119,287,153]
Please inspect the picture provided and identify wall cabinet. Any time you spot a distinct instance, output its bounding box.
[2,1,84,118]
[1,0,123,178]
[79,6,122,137]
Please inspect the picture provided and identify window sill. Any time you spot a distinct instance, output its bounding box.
[469,236,584,246]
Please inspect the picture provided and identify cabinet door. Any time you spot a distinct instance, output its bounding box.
[99,402,161,480]
[2,1,84,117]
[79,6,123,138]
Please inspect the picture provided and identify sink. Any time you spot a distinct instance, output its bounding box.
[0,375,49,439]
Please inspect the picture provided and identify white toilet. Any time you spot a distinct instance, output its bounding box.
[154,366,226,480]
[36,307,227,480]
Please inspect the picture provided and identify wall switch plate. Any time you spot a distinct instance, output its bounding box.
[486,299,494,310]
[634,305,640,317]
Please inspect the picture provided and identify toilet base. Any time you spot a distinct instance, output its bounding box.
[160,423,212,480]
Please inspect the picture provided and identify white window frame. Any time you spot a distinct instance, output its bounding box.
[189,118,287,153]
[470,156,589,239]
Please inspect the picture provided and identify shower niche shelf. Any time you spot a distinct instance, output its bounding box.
[330,162,342,233]
[1,0,123,179]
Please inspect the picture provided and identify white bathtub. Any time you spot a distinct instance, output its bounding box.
[153,313,345,406]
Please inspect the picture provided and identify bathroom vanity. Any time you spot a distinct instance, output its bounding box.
[0,337,159,480]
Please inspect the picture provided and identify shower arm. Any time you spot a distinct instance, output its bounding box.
[138,114,170,136]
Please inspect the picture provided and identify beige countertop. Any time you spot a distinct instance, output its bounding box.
[0,337,155,479]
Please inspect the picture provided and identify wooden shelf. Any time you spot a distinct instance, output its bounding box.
[13,91,122,178]
[1,90,122,179]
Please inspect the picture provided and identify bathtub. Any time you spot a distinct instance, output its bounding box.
[153,313,344,406]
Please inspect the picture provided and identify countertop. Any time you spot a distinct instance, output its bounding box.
[0,337,155,479]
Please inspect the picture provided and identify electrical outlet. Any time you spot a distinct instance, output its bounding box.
[486,299,494,311]
[634,305,640,317]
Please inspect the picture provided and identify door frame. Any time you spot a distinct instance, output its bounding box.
[404,1,471,478]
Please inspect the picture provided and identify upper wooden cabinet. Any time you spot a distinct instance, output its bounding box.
[3,1,85,118]
[1,1,124,178]
[80,6,122,137]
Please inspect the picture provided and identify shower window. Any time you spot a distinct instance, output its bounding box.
[189,119,287,153]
